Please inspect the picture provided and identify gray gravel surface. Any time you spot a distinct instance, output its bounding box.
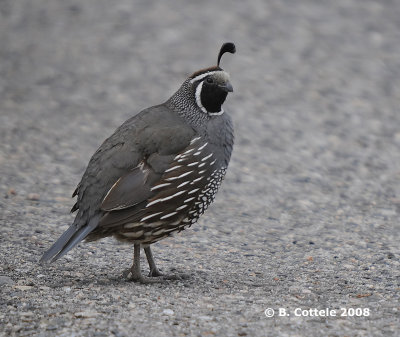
[1,0,400,336]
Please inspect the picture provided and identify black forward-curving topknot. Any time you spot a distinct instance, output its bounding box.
[217,42,236,67]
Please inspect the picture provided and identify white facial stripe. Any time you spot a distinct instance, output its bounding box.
[192,72,227,116]
[195,81,208,114]
[190,71,218,83]
[209,109,224,116]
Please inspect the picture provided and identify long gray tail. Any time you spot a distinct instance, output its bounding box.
[39,215,100,263]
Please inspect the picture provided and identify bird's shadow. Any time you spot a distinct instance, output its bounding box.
[44,268,199,289]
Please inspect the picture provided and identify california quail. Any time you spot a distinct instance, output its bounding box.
[40,42,236,283]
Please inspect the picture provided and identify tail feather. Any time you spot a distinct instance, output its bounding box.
[40,215,100,263]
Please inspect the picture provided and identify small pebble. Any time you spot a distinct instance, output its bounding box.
[8,188,17,196]
[27,193,40,201]
[14,285,33,291]
[0,276,15,285]
[162,309,174,316]
[74,311,99,318]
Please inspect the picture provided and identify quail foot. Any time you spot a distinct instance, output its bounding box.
[40,42,236,283]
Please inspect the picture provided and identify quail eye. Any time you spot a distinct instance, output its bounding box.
[206,77,214,84]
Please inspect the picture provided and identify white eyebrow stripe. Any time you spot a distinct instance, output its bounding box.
[201,153,213,161]
[190,71,218,83]
[146,190,187,207]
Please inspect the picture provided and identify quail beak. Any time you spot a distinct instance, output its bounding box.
[219,81,233,93]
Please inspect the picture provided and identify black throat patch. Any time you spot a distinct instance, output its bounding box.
[200,83,228,114]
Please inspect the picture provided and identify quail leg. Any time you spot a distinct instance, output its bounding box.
[144,246,163,277]
[124,244,189,282]
[124,244,161,283]
[145,246,190,281]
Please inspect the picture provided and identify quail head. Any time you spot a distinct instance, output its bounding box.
[40,42,236,283]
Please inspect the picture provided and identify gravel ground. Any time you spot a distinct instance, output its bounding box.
[1,0,400,336]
